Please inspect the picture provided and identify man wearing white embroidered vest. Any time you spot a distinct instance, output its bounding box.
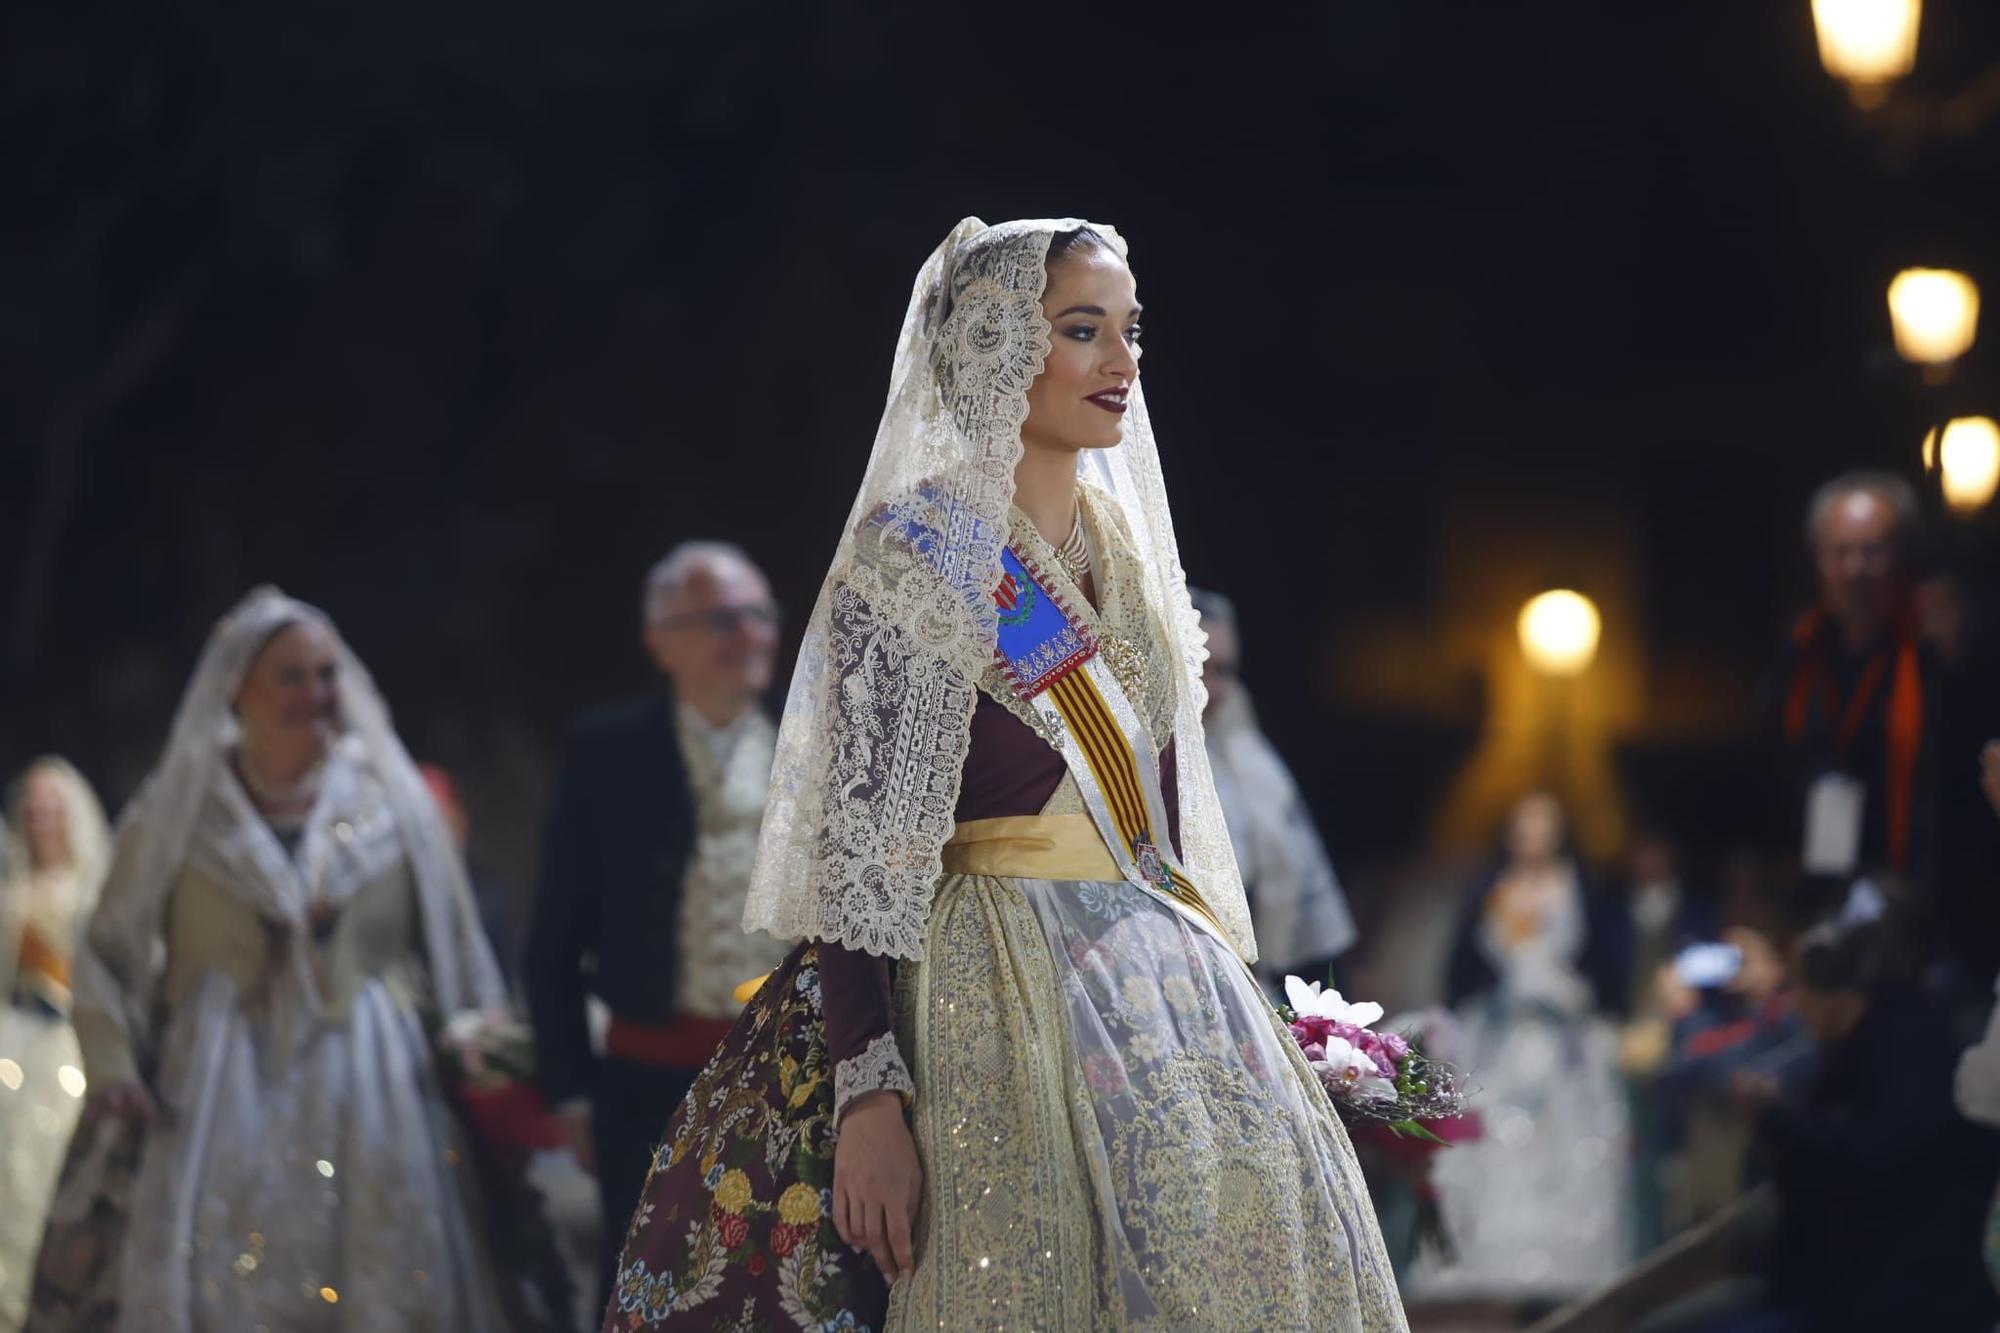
[526,541,791,1308]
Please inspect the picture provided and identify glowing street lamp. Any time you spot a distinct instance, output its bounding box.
[1925,417,2000,514]
[1888,268,1980,375]
[1812,0,1922,109]
[1518,591,1601,677]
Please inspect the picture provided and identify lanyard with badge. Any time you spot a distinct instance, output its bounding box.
[1799,647,1888,876]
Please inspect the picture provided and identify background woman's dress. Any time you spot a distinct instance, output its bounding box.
[0,762,108,1333]
[32,587,511,1333]
[35,741,508,1331]
[1406,856,1633,1303]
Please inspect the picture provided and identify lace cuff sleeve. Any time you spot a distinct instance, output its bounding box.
[833,1031,916,1124]
[817,937,912,1124]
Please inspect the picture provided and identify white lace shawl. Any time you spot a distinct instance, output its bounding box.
[72,586,504,1078]
[740,217,1253,962]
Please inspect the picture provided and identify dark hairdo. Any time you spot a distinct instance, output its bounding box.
[1046,226,1111,266]
[1187,587,1237,632]
[922,224,1110,341]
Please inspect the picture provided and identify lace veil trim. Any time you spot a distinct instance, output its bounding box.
[740,219,1254,963]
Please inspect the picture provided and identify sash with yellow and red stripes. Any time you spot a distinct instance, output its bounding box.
[991,544,1234,952]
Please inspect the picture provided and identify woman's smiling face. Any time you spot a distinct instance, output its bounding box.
[1021,240,1143,457]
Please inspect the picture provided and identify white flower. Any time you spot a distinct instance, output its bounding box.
[1313,1035,1399,1103]
[1283,976,1385,1030]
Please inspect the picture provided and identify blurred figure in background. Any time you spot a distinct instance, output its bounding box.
[525,541,789,1304]
[1952,739,2000,1297]
[417,760,582,1330]
[1773,473,1937,929]
[1412,791,1632,1309]
[0,758,109,1331]
[1608,829,1717,1021]
[1642,911,2000,1331]
[1607,828,1718,1253]
[1190,588,1357,997]
[1648,912,1813,1236]
[32,587,508,1329]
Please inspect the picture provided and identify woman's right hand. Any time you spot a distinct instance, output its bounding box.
[85,1079,158,1125]
[832,1090,922,1284]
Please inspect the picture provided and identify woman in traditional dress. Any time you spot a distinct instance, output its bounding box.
[604,219,1406,1331]
[30,587,508,1331]
[1411,791,1632,1306]
[1190,587,1359,1003]
[0,758,110,1331]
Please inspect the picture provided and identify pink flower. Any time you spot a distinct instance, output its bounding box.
[1082,1052,1129,1095]
[1311,1034,1398,1104]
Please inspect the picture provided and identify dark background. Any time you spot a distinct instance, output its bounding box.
[8,3,2000,913]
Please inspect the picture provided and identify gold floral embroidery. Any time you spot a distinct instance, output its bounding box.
[892,871,1407,1331]
[712,1170,753,1217]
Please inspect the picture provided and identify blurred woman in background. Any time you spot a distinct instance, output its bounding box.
[1191,587,1359,1001]
[0,758,109,1331]
[1411,791,1632,1308]
[31,586,508,1331]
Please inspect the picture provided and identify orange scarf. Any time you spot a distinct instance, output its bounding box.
[1784,602,1924,872]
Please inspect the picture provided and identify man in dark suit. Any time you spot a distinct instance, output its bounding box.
[526,541,787,1304]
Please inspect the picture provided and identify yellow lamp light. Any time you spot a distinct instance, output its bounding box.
[1927,417,2000,514]
[1812,0,1922,108]
[1518,591,1601,677]
[1888,268,1980,370]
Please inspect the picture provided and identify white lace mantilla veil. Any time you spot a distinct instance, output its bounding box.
[741,216,1253,962]
[73,586,503,1067]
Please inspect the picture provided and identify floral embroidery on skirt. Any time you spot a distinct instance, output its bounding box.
[604,943,887,1332]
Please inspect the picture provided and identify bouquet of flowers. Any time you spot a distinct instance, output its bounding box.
[431,1009,565,1153]
[1279,977,1466,1142]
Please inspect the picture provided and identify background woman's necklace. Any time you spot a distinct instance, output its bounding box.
[1055,506,1093,588]
[239,750,325,808]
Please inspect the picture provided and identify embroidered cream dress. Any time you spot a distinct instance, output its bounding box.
[874,487,1404,1330]
[52,742,505,1331]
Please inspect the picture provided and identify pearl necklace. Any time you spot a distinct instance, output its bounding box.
[238,750,325,808]
[1055,507,1093,588]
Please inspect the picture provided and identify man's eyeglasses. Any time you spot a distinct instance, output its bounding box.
[656,603,782,635]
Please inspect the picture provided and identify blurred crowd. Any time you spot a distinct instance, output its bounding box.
[7,468,2000,1330]
[1383,470,2000,1331]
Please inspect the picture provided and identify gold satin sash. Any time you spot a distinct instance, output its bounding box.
[940,814,1121,882]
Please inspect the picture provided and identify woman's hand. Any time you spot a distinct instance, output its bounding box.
[85,1078,158,1125]
[832,1090,921,1284]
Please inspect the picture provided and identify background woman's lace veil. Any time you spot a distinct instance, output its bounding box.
[73,586,503,1071]
[741,217,1253,961]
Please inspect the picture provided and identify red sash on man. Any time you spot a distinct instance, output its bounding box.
[1783,600,1924,872]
